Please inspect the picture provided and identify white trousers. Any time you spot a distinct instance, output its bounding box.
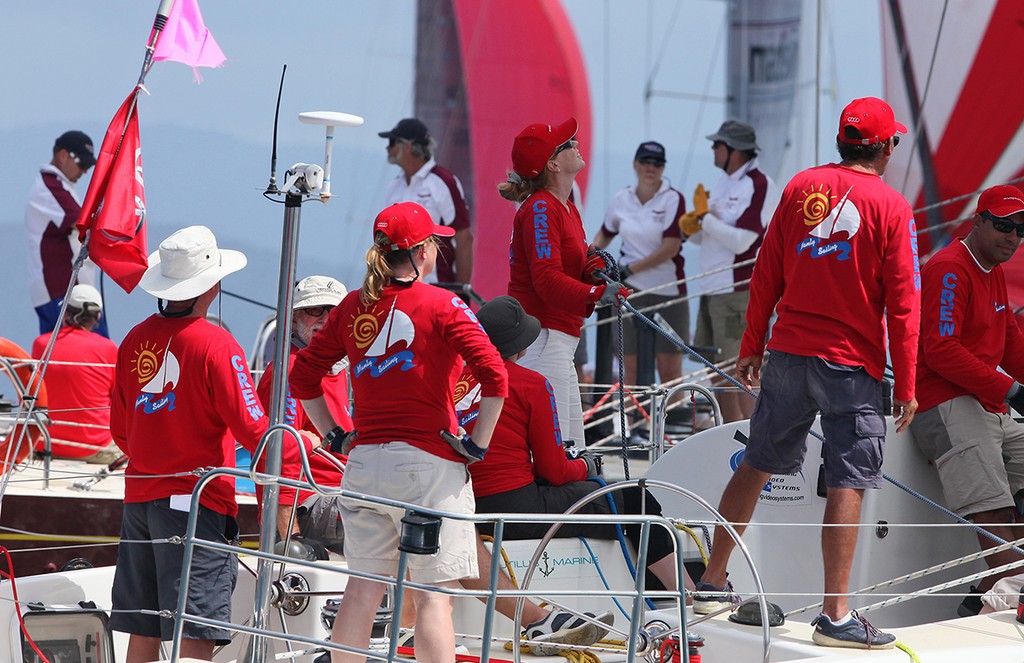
[519,328,585,445]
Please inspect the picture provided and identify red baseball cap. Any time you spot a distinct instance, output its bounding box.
[511,117,578,179]
[373,202,454,251]
[837,97,907,145]
[977,184,1024,218]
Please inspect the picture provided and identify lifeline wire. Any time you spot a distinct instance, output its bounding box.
[591,259,1024,559]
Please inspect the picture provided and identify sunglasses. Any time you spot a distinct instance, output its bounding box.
[299,305,335,317]
[553,139,576,156]
[981,211,1024,237]
[892,135,901,147]
[638,158,665,167]
[712,141,727,150]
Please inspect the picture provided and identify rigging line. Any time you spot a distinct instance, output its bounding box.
[679,12,727,187]
[896,0,949,199]
[887,0,943,237]
[814,0,821,166]
[642,0,686,122]
[592,265,1024,560]
[220,288,276,311]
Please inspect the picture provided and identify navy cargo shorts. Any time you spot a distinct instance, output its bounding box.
[743,350,887,490]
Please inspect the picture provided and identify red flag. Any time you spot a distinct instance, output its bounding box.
[77,86,149,293]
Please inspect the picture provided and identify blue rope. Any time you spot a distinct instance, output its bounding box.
[589,477,657,610]
[593,268,1024,557]
[578,535,632,620]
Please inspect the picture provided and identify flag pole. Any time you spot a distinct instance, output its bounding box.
[15,0,176,498]
[139,0,176,86]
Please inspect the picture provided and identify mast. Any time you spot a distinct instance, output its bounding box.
[725,0,802,182]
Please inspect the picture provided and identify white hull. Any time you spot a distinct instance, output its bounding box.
[3,416,1023,662]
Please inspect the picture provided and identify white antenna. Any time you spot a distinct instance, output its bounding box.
[298,111,364,199]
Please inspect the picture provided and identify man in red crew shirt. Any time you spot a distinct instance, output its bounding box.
[910,184,1024,617]
[692,97,921,650]
[32,283,118,463]
[109,226,268,662]
[256,275,352,556]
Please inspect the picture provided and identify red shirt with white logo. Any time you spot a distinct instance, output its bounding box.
[256,343,351,506]
[740,163,921,402]
[111,315,269,516]
[455,360,587,497]
[32,327,117,457]
[509,190,597,337]
[290,281,508,463]
[916,240,1024,413]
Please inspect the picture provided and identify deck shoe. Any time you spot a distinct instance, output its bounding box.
[692,580,740,614]
[524,610,614,656]
[810,611,896,650]
[956,585,984,617]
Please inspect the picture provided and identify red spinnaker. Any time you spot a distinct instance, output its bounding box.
[451,0,592,300]
[76,86,149,293]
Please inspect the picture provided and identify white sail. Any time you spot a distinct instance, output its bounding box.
[809,187,861,239]
[140,339,180,394]
[365,299,416,358]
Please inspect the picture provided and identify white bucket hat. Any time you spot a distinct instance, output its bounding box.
[293,275,347,310]
[139,225,247,301]
[67,283,103,310]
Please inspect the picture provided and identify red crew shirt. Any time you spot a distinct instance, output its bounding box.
[916,240,1024,413]
[256,342,351,506]
[32,327,117,457]
[455,360,587,497]
[741,163,921,402]
[508,190,598,337]
[111,316,269,517]
[290,282,508,463]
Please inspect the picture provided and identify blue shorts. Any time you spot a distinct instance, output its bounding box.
[109,499,239,643]
[743,351,887,490]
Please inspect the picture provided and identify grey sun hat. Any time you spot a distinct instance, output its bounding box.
[139,226,247,301]
[706,120,760,152]
[476,296,541,358]
[293,276,347,310]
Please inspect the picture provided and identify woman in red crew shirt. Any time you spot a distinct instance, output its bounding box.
[290,202,507,663]
[458,296,690,599]
[499,117,629,448]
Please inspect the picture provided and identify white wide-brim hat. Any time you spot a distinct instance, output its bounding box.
[139,225,247,301]
[293,275,347,309]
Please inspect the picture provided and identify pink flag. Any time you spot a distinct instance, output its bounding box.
[153,0,226,82]
[76,87,149,293]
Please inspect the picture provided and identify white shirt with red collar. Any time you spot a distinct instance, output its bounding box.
[384,158,470,283]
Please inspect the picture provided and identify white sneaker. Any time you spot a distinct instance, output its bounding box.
[523,610,614,656]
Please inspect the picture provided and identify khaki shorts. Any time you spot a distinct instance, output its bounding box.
[621,293,690,355]
[340,442,478,584]
[693,290,750,361]
[910,396,1024,517]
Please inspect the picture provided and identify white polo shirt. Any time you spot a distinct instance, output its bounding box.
[600,179,686,295]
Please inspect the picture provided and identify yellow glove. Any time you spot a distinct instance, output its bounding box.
[692,183,709,216]
[679,211,703,236]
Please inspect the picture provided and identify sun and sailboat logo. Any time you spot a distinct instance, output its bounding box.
[131,338,180,413]
[351,299,417,378]
[796,184,860,260]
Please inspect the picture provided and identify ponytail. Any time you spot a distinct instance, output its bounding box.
[359,232,441,306]
[497,169,548,203]
[359,231,395,306]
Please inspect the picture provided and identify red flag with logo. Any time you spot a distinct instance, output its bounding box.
[76,85,149,293]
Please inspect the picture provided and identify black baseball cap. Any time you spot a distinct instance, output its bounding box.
[378,118,430,145]
[54,130,97,168]
[634,141,667,163]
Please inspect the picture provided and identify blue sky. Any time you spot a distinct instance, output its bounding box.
[0,0,881,351]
